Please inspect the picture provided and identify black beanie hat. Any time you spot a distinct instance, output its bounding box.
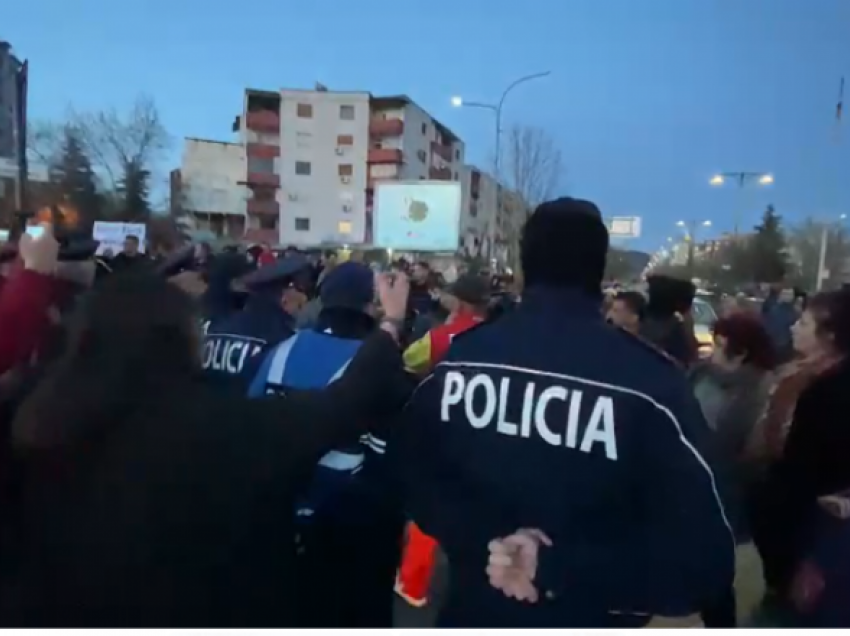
[520,197,609,294]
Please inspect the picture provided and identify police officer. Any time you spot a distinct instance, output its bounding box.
[248,262,410,628]
[391,198,735,628]
[202,254,310,390]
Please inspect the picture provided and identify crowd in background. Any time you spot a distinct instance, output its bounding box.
[0,197,847,628]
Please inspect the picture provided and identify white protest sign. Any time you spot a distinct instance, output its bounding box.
[92,221,147,255]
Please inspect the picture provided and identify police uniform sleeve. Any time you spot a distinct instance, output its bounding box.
[244,330,410,466]
[534,371,736,618]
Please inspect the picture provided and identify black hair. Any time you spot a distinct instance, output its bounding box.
[520,197,609,295]
[646,275,696,317]
[614,291,647,320]
[124,235,140,243]
[13,271,199,451]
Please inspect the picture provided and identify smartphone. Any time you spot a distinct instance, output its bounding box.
[26,226,46,239]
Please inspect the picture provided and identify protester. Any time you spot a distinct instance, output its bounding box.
[762,286,799,363]
[248,262,411,627]
[606,290,646,335]
[641,275,699,366]
[750,288,850,611]
[0,227,59,377]
[689,312,778,626]
[395,273,491,608]
[391,197,734,627]
[202,255,309,390]
[108,235,148,273]
[0,268,410,627]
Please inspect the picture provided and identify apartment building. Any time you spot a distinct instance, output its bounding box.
[177,86,465,247]
[459,165,529,261]
[0,41,26,218]
[175,139,248,240]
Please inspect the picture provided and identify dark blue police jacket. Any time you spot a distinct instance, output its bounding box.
[202,296,296,390]
[391,286,736,628]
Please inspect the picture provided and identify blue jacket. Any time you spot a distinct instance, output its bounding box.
[391,286,736,627]
[202,296,296,391]
[248,325,389,524]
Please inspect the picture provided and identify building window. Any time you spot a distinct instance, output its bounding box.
[295,217,310,231]
[417,149,427,163]
[248,157,274,174]
[453,172,458,180]
[297,103,313,118]
[338,220,352,235]
[421,123,427,135]
[259,216,277,230]
[455,148,460,160]
[339,105,355,120]
[337,134,354,146]
[295,161,311,176]
[338,164,353,177]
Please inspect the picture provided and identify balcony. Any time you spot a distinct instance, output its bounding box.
[246,142,280,159]
[369,118,404,138]
[431,142,453,163]
[246,172,280,188]
[245,110,280,134]
[429,167,452,180]
[367,148,403,164]
[247,199,280,216]
[244,228,279,245]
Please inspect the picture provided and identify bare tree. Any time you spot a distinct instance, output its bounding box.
[74,95,170,191]
[501,124,563,208]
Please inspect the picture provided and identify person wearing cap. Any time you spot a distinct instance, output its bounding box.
[201,254,310,390]
[390,197,735,627]
[394,273,491,609]
[247,262,413,627]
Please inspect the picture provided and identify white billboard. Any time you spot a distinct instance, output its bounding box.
[608,216,642,239]
[373,181,461,251]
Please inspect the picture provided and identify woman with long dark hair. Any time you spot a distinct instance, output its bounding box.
[0,269,411,627]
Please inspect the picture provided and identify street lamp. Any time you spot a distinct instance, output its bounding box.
[451,71,551,260]
[709,171,774,236]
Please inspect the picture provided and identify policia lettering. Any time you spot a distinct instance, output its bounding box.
[440,371,618,460]
[202,338,263,375]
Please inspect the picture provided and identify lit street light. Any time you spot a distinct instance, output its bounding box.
[451,71,551,260]
[709,171,774,236]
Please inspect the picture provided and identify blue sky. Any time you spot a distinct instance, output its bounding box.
[6,0,850,251]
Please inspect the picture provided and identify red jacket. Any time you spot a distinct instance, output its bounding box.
[0,268,56,375]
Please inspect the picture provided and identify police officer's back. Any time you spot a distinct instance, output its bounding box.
[202,255,308,390]
[392,198,735,627]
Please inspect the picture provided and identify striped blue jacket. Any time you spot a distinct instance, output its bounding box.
[248,329,385,520]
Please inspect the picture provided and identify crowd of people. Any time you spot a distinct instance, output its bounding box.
[0,197,847,628]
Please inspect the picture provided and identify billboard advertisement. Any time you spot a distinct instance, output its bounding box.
[373,181,461,251]
[608,216,642,239]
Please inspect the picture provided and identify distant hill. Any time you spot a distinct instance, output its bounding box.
[621,249,651,273]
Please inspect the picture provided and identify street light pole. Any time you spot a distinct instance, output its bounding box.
[709,171,773,238]
[452,71,550,262]
[816,213,848,291]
